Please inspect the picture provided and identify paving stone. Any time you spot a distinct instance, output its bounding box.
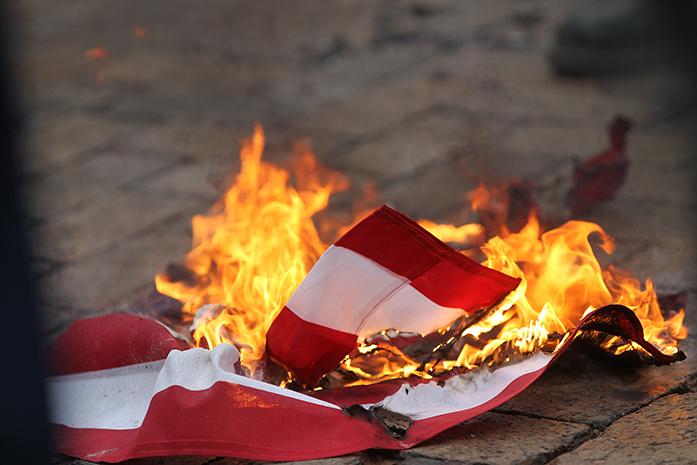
[589,200,695,243]
[494,123,607,161]
[120,121,250,160]
[22,113,134,176]
[23,81,118,119]
[93,83,280,126]
[537,126,692,168]
[332,111,500,181]
[25,146,187,219]
[38,214,193,313]
[497,329,697,428]
[263,122,353,169]
[405,412,591,465]
[610,237,697,292]
[482,120,695,172]
[298,70,467,137]
[272,42,440,110]
[614,163,696,209]
[32,186,208,262]
[377,159,476,219]
[551,393,697,465]
[122,120,342,170]
[105,0,374,60]
[453,143,572,185]
[585,201,696,290]
[438,47,653,120]
[134,159,221,202]
[18,37,100,94]
[88,46,294,124]
[368,0,564,55]
[104,48,283,89]
[627,131,696,166]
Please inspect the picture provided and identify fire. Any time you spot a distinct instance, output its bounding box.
[417,220,484,245]
[451,214,686,369]
[155,125,346,376]
[156,125,687,385]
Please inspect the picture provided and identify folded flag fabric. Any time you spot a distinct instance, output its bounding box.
[50,305,676,463]
[48,312,561,463]
[266,205,521,384]
[46,205,683,463]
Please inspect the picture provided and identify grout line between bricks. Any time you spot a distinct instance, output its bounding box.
[492,408,591,427]
[538,382,697,464]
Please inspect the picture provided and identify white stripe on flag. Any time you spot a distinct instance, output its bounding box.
[369,352,553,420]
[286,245,407,334]
[48,344,341,430]
[360,284,465,337]
[287,245,465,338]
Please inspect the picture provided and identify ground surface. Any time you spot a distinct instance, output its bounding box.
[14,0,697,464]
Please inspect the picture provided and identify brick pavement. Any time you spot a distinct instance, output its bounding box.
[16,0,697,463]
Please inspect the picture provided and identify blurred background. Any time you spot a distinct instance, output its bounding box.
[2,0,696,464]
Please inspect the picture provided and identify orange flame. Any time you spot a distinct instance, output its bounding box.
[156,126,687,384]
[417,220,484,245]
[155,125,346,376]
[451,213,685,369]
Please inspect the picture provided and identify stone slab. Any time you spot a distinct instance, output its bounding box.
[497,329,697,428]
[551,393,697,465]
[377,159,476,219]
[405,412,590,465]
[25,146,187,219]
[37,213,193,313]
[332,111,501,181]
[22,112,133,177]
[32,186,207,262]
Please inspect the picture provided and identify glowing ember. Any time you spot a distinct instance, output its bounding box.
[133,26,147,39]
[84,46,109,60]
[156,125,687,384]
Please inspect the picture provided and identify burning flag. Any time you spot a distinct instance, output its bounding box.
[266,204,520,385]
[47,125,687,462]
[47,299,683,462]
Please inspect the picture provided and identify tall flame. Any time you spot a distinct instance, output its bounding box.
[156,125,687,383]
[155,125,345,376]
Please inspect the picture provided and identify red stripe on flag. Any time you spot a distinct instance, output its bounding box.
[266,306,358,385]
[51,359,551,463]
[53,381,385,463]
[411,257,520,311]
[49,313,190,376]
[336,205,442,280]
